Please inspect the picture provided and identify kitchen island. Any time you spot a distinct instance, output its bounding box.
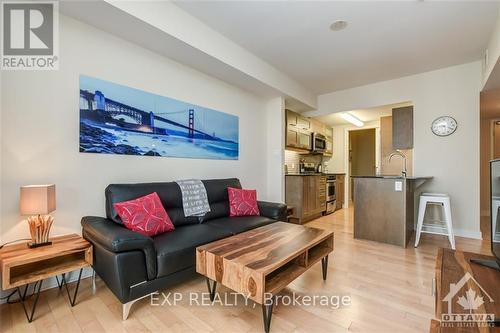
[352,175,432,247]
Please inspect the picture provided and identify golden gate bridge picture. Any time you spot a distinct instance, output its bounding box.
[79,75,239,159]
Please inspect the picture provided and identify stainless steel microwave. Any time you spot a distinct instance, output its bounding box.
[312,133,326,153]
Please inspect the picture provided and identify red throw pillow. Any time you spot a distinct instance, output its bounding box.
[113,192,174,237]
[228,187,260,217]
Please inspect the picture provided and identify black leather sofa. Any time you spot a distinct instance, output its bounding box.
[81,178,287,319]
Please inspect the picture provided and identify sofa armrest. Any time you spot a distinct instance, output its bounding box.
[258,201,288,222]
[81,216,157,279]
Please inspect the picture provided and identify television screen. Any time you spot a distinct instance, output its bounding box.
[490,159,500,263]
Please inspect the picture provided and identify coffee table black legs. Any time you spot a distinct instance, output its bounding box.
[16,280,43,322]
[321,255,329,281]
[260,256,328,333]
[262,297,275,333]
[206,278,217,302]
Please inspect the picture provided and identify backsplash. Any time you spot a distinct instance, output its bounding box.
[284,150,331,174]
[284,150,301,173]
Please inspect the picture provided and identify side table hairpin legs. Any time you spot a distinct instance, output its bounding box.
[55,274,65,290]
[16,268,84,323]
[58,268,84,306]
[16,280,43,323]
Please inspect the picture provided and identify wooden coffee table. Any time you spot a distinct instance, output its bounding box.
[196,222,334,332]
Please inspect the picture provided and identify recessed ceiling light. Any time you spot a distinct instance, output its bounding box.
[330,20,348,31]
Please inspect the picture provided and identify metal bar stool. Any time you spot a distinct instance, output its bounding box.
[415,193,455,249]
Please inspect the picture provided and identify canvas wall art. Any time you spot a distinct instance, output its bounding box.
[79,75,239,160]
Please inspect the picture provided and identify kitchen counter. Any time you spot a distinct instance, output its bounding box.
[352,175,432,247]
[286,172,346,176]
[351,175,431,180]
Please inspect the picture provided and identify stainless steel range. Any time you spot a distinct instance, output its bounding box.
[325,175,336,214]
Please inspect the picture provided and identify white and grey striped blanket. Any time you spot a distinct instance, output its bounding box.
[175,179,211,217]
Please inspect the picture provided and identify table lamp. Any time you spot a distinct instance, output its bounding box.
[20,184,56,248]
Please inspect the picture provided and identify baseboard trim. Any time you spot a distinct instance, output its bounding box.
[0,266,94,304]
[453,229,483,240]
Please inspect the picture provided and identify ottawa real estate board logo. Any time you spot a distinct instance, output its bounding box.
[441,272,495,328]
[1,1,59,70]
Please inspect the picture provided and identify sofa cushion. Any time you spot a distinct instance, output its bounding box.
[228,187,260,217]
[205,216,276,234]
[198,179,242,223]
[105,178,241,227]
[113,192,175,237]
[153,223,232,278]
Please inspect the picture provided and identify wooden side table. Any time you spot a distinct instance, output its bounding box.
[0,234,92,322]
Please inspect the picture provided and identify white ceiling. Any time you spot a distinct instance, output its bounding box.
[175,1,499,94]
[315,102,412,126]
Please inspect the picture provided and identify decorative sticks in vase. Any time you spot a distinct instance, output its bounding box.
[27,214,54,246]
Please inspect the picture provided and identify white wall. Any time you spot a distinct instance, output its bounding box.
[0,15,273,242]
[483,6,500,88]
[265,97,285,202]
[314,62,482,239]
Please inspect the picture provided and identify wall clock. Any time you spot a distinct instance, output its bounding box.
[431,116,457,137]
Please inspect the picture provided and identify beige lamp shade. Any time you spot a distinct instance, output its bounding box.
[20,184,56,215]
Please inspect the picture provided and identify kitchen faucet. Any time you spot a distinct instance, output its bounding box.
[389,150,408,177]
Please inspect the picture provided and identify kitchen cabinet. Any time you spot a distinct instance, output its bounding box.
[324,140,333,156]
[310,118,326,135]
[286,128,298,147]
[285,175,326,224]
[392,106,414,149]
[297,117,310,131]
[380,116,414,176]
[286,109,298,127]
[285,109,333,154]
[298,132,312,150]
[286,109,312,151]
[317,176,327,210]
[324,127,333,156]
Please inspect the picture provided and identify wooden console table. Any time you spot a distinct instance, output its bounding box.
[0,234,92,322]
[432,248,499,332]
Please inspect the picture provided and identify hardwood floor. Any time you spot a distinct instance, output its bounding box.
[1,207,490,333]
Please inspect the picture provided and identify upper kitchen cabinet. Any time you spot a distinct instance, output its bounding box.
[286,109,312,151]
[297,116,311,131]
[298,132,312,149]
[310,118,326,135]
[286,109,298,127]
[324,127,333,156]
[392,106,414,149]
